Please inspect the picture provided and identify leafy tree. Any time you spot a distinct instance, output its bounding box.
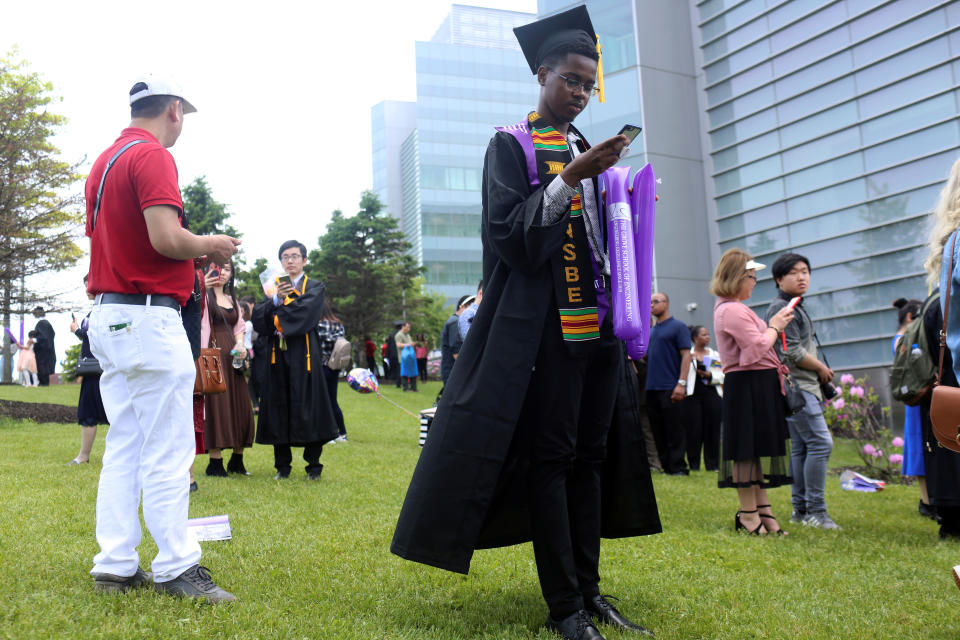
[181,176,240,238]
[306,191,424,342]
[402,277,452,349]
[60,342,81,383]
[0,52,85,382]
[181,175,269,300]
[235,256,269,301]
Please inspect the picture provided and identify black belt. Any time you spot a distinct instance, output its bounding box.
[98,293,181,311]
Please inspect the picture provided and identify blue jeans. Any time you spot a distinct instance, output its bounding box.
[786,390,833,514]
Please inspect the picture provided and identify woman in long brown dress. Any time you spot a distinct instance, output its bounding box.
[201,259,255,476]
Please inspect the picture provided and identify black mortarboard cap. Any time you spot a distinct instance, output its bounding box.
[514,5,597,75]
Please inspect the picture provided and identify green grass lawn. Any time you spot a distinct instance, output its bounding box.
[0,381,957,639]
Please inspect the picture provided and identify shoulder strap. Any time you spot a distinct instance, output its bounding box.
[92,139,149,231]
[494,120,539,190]
[938,233,957,383]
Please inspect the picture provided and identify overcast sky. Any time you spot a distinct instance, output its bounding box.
[0,0,536,370]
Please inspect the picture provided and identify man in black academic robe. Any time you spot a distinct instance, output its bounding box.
[252,240,338,480]
[32,307,56,386]
[392,7,659,640]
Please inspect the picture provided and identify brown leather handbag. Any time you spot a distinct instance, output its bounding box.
[194,340,226,396]
[930,233,960,453]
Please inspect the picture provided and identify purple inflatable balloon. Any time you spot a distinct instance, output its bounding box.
[627,163,657,359]
[603,165,642,341]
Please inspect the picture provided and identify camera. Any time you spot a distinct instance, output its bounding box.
[820,382,839,401]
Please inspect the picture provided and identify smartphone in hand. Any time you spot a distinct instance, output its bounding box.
[276,274,292,286]
[786,296,801,311]
[617,124,642,157]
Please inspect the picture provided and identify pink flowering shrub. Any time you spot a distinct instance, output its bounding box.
[824,374,900,481]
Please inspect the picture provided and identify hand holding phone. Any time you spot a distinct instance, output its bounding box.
[617,124,642,158]
[276,274,294,299]
[786,296,801,311]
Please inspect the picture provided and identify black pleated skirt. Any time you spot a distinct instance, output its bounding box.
[77,374,109,427]
[718,368,791,489]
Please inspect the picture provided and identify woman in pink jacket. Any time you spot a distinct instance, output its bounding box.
[711,248,795,536]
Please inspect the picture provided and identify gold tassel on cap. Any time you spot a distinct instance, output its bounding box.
[596,35,605,103]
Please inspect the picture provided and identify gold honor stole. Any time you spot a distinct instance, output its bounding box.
[271,274,312,371]
[527,111,601,354]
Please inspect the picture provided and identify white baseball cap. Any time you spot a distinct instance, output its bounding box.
[129,74,197,113]
[745,259,766,271]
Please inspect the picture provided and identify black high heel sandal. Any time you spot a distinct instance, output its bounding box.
[735,509,766,535]
[757,504,788,536]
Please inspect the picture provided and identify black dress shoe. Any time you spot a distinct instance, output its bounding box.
[205,458,228,477]
[227,453,252,476]
[586,595,655,636]
[546,610,605,640]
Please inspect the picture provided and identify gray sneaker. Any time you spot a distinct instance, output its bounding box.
[93,566,152,593]
[802,511,842,530]
[155,565,236,603]
[789,510,806,524]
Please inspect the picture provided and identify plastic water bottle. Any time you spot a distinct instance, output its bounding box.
[911,343,923,359]
[230,347,245,369]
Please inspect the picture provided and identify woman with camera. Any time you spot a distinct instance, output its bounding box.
[711,249,794,536]
[201,259,255,477]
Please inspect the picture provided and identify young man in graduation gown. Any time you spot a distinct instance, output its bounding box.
[253,240,338,480]
[392,7,660,640]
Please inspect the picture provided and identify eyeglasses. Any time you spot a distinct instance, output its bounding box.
[651,299,667,305]
[745,274,758,281]
[280,253,303,262]
[550,70,599,96]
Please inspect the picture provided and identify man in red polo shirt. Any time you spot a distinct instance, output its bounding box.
[85,75,239,602]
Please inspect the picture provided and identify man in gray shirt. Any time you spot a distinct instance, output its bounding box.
[765,253,840,530]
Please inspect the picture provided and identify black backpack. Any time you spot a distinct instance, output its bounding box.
[890,293,938,406]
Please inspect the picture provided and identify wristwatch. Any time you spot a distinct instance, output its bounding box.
[677,379,686,386]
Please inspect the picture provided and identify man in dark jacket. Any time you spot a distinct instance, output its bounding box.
[253,240,338,480]
[392,8,659,640]
[440,294,470,385]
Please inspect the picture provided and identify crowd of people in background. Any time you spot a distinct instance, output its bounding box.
[20,55,960,622]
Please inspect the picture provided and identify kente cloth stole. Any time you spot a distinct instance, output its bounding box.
[496,111,600,355]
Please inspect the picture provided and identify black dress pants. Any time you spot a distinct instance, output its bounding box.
[684,385,721,471]
[274,442,324,474]
[522,306,620,620]
[646,389,688,474]
[322,365,346,436]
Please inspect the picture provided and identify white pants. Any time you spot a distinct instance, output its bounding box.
[88,300,200,582]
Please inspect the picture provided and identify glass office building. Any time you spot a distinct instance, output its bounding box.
[372,5,537,304]
[695,0,960,370]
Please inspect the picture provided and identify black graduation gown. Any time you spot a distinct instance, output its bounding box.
[33,318,56,375]
[252,277,338,446]
[391,130,661,575]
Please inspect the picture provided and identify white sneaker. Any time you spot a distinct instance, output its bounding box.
[802,512,841,530]
[335,435,349,443]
